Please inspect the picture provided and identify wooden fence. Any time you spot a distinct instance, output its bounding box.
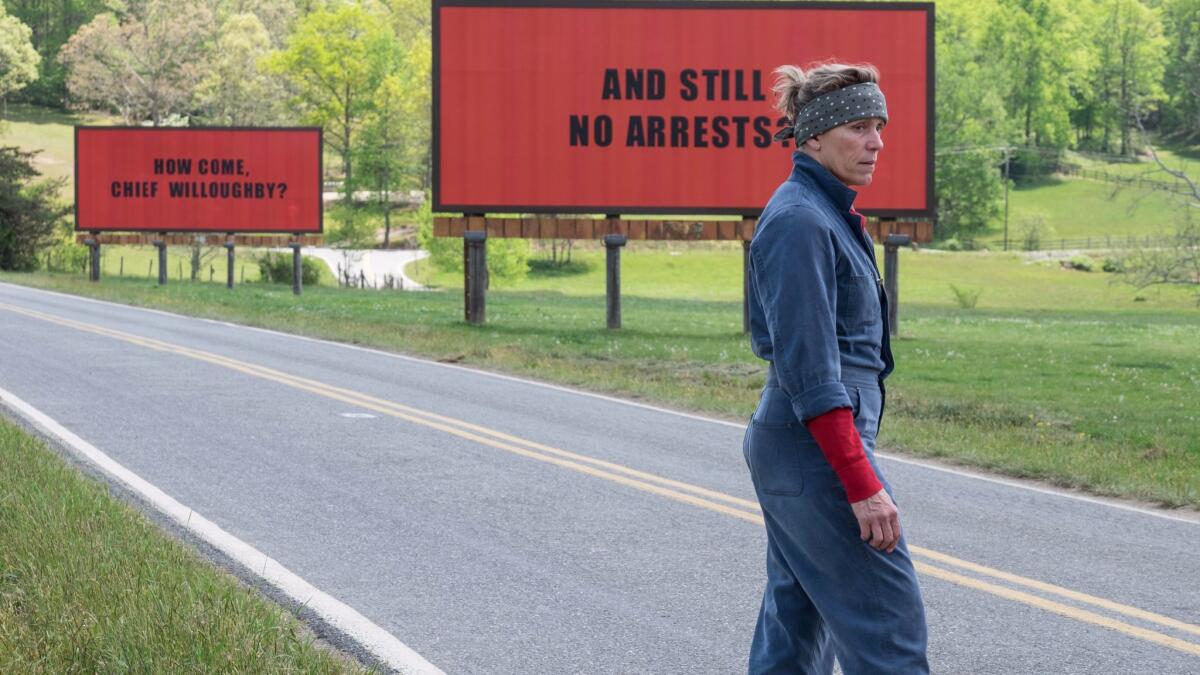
[433,216,934,243]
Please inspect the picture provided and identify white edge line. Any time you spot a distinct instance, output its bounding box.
[0,384,444,675]
[5,281,1196,526]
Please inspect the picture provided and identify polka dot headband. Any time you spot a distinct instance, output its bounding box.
[773,82,889,144]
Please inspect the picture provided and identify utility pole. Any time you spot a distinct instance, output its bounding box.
[1003,146,1011,252]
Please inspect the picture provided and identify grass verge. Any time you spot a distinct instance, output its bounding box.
[0,417,368,673]
[3,248,1197,508]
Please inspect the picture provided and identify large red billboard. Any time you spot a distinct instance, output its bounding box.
[435,1,933,217]
[75,127,322,233]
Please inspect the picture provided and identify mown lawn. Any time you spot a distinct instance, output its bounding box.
[0,418,368,673]
[5,245,1197,508]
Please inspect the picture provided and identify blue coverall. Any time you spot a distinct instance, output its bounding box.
[743,151,929,674]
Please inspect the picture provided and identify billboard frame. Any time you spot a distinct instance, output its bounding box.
[433,0,935,218]
[74,126,325,234]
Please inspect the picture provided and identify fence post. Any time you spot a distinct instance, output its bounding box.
[464,230,487,324]
[884,234,910,337]
[604,234,627,329]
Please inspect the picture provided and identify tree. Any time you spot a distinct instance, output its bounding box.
[1089,0,1168,155]
[1159,0,1200,142]
[933,0,1011,242]
[352,13,432,247]
[1122,117,1200,303]
[58,2,215,125]
[4,0,106,107]
[354,74,410,248]
[986,0,1084,148]
[267,1,401,192]
[194,13,287,125]
[0,147,70,271]
[0,5,41,108]
[212,0,297,48]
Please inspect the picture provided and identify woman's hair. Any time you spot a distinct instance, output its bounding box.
[772,62,880,122]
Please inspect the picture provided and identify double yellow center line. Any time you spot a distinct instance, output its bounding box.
[5,301,1198,658]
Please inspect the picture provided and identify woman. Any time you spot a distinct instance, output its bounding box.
[743,62,929,674]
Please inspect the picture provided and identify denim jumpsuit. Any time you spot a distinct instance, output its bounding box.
[743,152,929,674]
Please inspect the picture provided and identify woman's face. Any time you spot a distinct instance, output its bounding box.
[803,117,886,187]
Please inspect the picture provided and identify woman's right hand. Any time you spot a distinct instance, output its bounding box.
[850,488,901,553]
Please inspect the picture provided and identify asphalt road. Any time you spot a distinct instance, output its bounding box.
[1,281,1197,674]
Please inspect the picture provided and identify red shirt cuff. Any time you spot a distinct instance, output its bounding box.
[805,407,883,502]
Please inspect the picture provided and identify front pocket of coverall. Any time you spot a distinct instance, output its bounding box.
[745,422,806,496]
[836,274,878,330]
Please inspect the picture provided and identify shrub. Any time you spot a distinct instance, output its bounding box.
[939,237,963,252]
[256,252,322,286]
[0,147,70,271]
[42,237,89,272]
[949,284,983,309]
[1102,257,1125,273]
[1067,255,1095,272]
[415,196,530,286]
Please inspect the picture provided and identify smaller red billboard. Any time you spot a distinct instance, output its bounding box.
[75,127,322,233]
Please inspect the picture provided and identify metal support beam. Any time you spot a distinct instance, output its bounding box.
[464,231,487,324]
[604,234,627,329]
[884,233,910,337]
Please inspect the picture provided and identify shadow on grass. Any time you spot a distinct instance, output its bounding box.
[2,103,84,126]
[527,259,595,277]
[1011,175,1068,189]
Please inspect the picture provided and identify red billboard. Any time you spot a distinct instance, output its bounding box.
[434,1,933,217]
[75,127,323,233]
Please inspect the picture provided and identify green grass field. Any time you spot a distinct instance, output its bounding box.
[5,245,1197,507]
[1,104,113,194]
[0,418,367,673]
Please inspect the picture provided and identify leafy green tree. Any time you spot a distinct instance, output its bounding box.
[933,0,1011,241]
[4,0,106,107]
[58,2,216,125]
[0,147,70,271]
[194,13,288,125]
[213,0,297,47]
[1089,0,1168,154]
[352,4,432,246]
[986,0,1085,148]
[0,5,41,108]
[354,74,410,248]
[1159,0,1200,142]
[267,1,401,191]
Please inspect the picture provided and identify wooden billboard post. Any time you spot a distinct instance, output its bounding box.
[604,234,627,329]
[224,236,235,289]
[464,230,487,324]
[288,240,304,295]
[884,233,911,336]
[153,236,167,285]
[84,235,100,282]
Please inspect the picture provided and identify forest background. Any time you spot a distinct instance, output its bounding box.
[2,0,1199,250]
